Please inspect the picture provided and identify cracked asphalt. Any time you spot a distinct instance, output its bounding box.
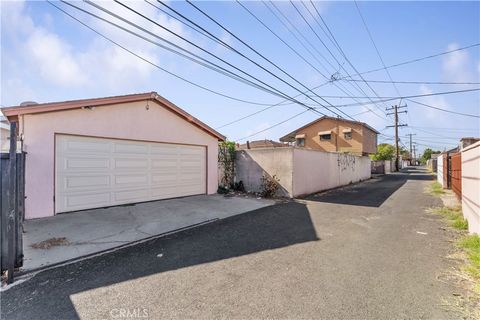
[1,167,463,319]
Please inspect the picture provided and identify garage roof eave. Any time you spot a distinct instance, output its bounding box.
[1,92,226,141]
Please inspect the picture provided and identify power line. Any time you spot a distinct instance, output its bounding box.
[75,0,288,100]
[234,109,310,142]
[354,0,402,98]
[341,43,480,79]
[112,0,330,117]
[216,80,331,129]
[344,79,480,85]
[182,0,353,120]
[273,0,390,122]
[326,88,480,108]
[47,1,297,108]
[306,0,394,121]
[408,125,479,132]
[239,0,386,122]
[406,99,480,118]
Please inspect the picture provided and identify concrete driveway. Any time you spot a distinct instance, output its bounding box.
[22,195,274,272]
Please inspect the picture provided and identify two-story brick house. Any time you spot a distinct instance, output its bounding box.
[279,116,379,155]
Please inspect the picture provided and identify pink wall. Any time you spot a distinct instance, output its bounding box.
[461,142,480,234]
[292,148,371,196]
[21,101,219,219]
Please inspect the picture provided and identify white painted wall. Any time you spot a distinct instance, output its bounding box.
[437,154,444,187]
[461,142,480,234]
[235,147,371,197]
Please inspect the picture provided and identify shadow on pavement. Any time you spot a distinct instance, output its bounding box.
[1,202,318,320]
[303,166,434,208]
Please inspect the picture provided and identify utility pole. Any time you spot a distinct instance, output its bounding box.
[412,144,417,166]
[386,104,408,171]
[406,133,416,165]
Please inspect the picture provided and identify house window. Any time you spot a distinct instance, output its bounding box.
[344,132,352,140]
[319,134,331,141]
[296,138,305,147]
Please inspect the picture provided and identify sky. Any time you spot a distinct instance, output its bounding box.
[1,0,479,156]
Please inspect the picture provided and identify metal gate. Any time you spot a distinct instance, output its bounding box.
[0,122,25,283]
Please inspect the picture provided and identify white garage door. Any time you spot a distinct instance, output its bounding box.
[55,134,206,213]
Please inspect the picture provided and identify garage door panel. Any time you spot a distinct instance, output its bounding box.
[114,158,149,170]
[62,157,110,171]
[114,174,148,186]
[150,144,178,155]
[151,159,177,169]
[55,135,206,213]
[151,186,180,198]
[113,188,150,202]
[64,175,111,189]
[62,192,111,210]
[64,139,111,154]
[114,142,149,154]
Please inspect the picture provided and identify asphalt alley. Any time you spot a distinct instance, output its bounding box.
[1,167,462,319]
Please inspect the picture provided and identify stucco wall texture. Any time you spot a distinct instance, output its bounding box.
[461,142,480,234]
[19,101,219,219]
[235,147,371,197]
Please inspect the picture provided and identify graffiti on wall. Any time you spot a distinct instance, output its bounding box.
[337,153,356,172]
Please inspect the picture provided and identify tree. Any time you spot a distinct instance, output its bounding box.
[420,148,440,164]
[370,143,395,161]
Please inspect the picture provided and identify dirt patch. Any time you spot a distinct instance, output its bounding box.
[30,237,70,249]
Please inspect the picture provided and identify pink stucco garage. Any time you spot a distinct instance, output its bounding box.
[2,92,225,219]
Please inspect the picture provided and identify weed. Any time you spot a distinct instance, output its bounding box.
[432,206,468,230]
[260,173,280,198]
[430,181,446,196]
[459,235,480,292]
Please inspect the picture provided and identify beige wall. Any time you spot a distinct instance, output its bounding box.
[293,118,376,155]
[235,147,371,197]
[20,100,220,219]
[461,142,480,234]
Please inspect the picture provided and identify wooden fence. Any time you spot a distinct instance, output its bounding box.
[451,152,462,198]
[0,122,25,284]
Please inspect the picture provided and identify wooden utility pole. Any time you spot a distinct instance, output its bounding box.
[412,144,417,165]
[406,133,416,165]
[386,105,407,171]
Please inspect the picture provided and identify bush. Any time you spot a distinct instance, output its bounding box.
[233,181,245,192]
[260,173,280,198]
[217,185,229,194]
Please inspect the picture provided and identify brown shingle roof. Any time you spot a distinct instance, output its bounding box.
[1,92,225,141]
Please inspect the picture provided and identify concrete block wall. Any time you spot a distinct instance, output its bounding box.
[235,147,371,197]
[235,148,293,196]
[461,142,480,234]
